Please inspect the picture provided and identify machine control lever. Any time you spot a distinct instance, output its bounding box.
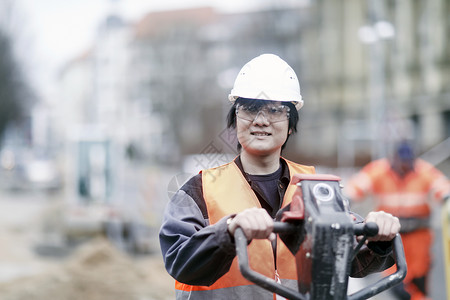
[351,222,379,261]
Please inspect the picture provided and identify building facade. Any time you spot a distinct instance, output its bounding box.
[59,1,450,169]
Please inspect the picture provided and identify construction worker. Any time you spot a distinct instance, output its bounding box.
[345,141,450,300]
[159,54,401,299]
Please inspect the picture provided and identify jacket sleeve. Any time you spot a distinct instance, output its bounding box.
[350,242,395,277]
[159,175,237,286]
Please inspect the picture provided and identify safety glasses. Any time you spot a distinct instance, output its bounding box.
[236,103,290,123]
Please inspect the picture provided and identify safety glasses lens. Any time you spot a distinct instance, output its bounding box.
[236,104,290,123]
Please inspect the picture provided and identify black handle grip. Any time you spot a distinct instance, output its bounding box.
[272,222,300,234]
[354,222,379,237]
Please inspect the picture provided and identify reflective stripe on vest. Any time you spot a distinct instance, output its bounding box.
[175,158,315,298]
[176,279,298,300]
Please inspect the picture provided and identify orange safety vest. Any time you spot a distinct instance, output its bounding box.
[175,158,315,299]
[345,158,450,218]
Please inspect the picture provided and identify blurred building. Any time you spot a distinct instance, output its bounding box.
[57,13,131,203]
[130,7,219,161]
[299,0,450,169]
[56,1,450,170]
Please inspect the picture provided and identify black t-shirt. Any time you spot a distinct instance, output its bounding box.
[246,165,283,216]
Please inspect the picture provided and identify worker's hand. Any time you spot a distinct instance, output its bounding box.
[365,211,400,242]
[227,207,276,242]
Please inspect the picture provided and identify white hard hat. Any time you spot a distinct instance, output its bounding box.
[228,54,303,110]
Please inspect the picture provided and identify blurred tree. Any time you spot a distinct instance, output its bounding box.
[0,0,34,147]
[0,29,30,144]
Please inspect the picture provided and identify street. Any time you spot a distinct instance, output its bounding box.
[0,187,175,300]
[0,186,447,299]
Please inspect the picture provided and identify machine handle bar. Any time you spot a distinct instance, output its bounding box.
[234,227,306,300]
[348,233,407,300]
[351,222,379,261]
[235,221,407,300]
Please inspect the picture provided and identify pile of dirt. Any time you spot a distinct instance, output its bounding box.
[0,238,174,300]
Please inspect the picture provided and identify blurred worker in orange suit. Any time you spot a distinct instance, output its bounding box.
[345,140,450,300]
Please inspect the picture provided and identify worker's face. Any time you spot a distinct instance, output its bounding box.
[236,101,290,157]
[392,155,414,177]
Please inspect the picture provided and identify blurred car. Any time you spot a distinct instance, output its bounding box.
[0,150,62,191]
[24,159,62,190]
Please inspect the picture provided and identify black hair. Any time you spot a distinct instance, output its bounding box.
[226,98,299,152]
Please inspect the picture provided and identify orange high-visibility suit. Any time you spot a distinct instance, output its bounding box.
[345,158,450,300]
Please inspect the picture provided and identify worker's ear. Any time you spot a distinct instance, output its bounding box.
[288,129,292,135]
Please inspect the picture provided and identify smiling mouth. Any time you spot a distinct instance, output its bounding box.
[251,132,271,136]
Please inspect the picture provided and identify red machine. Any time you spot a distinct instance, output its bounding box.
[234,174,407,300]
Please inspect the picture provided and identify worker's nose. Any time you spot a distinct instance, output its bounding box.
[253,111,270,125]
